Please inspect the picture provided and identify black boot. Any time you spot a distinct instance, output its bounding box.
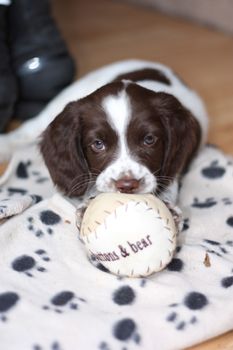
[8,0,76,120]
[0,5,17,132]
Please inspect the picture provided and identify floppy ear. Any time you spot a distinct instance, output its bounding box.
[40,101,90,197]
[154,92,201,178]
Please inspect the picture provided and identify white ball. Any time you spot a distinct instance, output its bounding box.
[80,193,177,277]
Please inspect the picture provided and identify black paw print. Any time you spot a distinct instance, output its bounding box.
[222,197,233,206]
[192,197,217,209]
[0,292,19,322]
[226,216,233,228]
[16,160,31,179]
[99,342,111,350]
[11,250,50,277]
[166,257,184,272]
[7,187,27,196]
[201,160,226,179]
[182,218,190,231]
[105,287,141,347]
[16,161,50,185]
[33,341,62,350]
[27,210,61,238]
[31,170,50,184]
[112,286,136,306]
[43,291,86,314]
[112,318,141,345]
[202,239,232,257]
[166,291,209,331]
[221,275,233,289]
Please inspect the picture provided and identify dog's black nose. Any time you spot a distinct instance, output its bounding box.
[115,177,140,193]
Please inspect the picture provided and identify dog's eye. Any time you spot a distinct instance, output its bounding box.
[143,134,157,146]
[91,139,105,152]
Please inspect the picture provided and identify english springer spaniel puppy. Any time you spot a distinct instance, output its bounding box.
[39,60,208,218]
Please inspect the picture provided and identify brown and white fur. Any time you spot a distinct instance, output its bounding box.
[0,60,208,215]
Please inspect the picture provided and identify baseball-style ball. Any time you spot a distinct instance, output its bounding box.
[79,193,177,277]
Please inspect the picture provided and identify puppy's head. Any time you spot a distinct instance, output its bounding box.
[40,82,200,197]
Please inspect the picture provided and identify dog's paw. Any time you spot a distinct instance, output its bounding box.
[164,201,183,233]
[76,206,86,231]
[75,197,94,231]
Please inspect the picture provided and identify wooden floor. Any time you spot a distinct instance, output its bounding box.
[2,0,233,348]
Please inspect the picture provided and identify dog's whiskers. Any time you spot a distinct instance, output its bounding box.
[68,169,101,196]
[68,179,97,196]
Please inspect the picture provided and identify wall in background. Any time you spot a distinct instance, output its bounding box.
[126,0,233,34]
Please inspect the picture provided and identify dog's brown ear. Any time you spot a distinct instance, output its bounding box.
[40,102,90,197]
[153,92,201,178]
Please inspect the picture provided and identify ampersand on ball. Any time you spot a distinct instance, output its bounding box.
[79,193,178,277]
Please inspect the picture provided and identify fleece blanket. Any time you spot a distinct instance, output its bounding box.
[0,142,233,350]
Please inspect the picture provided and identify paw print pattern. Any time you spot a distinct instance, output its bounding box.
[166,258,184,272]
[222,197,233,206]
[16,160,31,179]
[16,161,50,185]
[166,291,208,331]
[40,210,61,226]
[32,341,62,350]
[0,292,19,322]
[99,342,111,350]
[219,266,233,289]
[192,197,233,209]
[104,286,141,347]
[27,210,61,238]
[7,187,27,196]
[6,188,43,206]
[202,239,233,257]
[11,250,50,277]
[112,318,140,344]
[5,161,31,198]
[226,216,233,228]
[11,160,49,205]
[31,170,50,184]
[201,160,226,179]
[221,275,233,288]
[42,291,86,314]
[192,197,217,209]
[182,218,190,231]
[112,286,136,306]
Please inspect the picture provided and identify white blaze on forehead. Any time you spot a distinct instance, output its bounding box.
[102,90,131,137]
[97,89,157,193]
